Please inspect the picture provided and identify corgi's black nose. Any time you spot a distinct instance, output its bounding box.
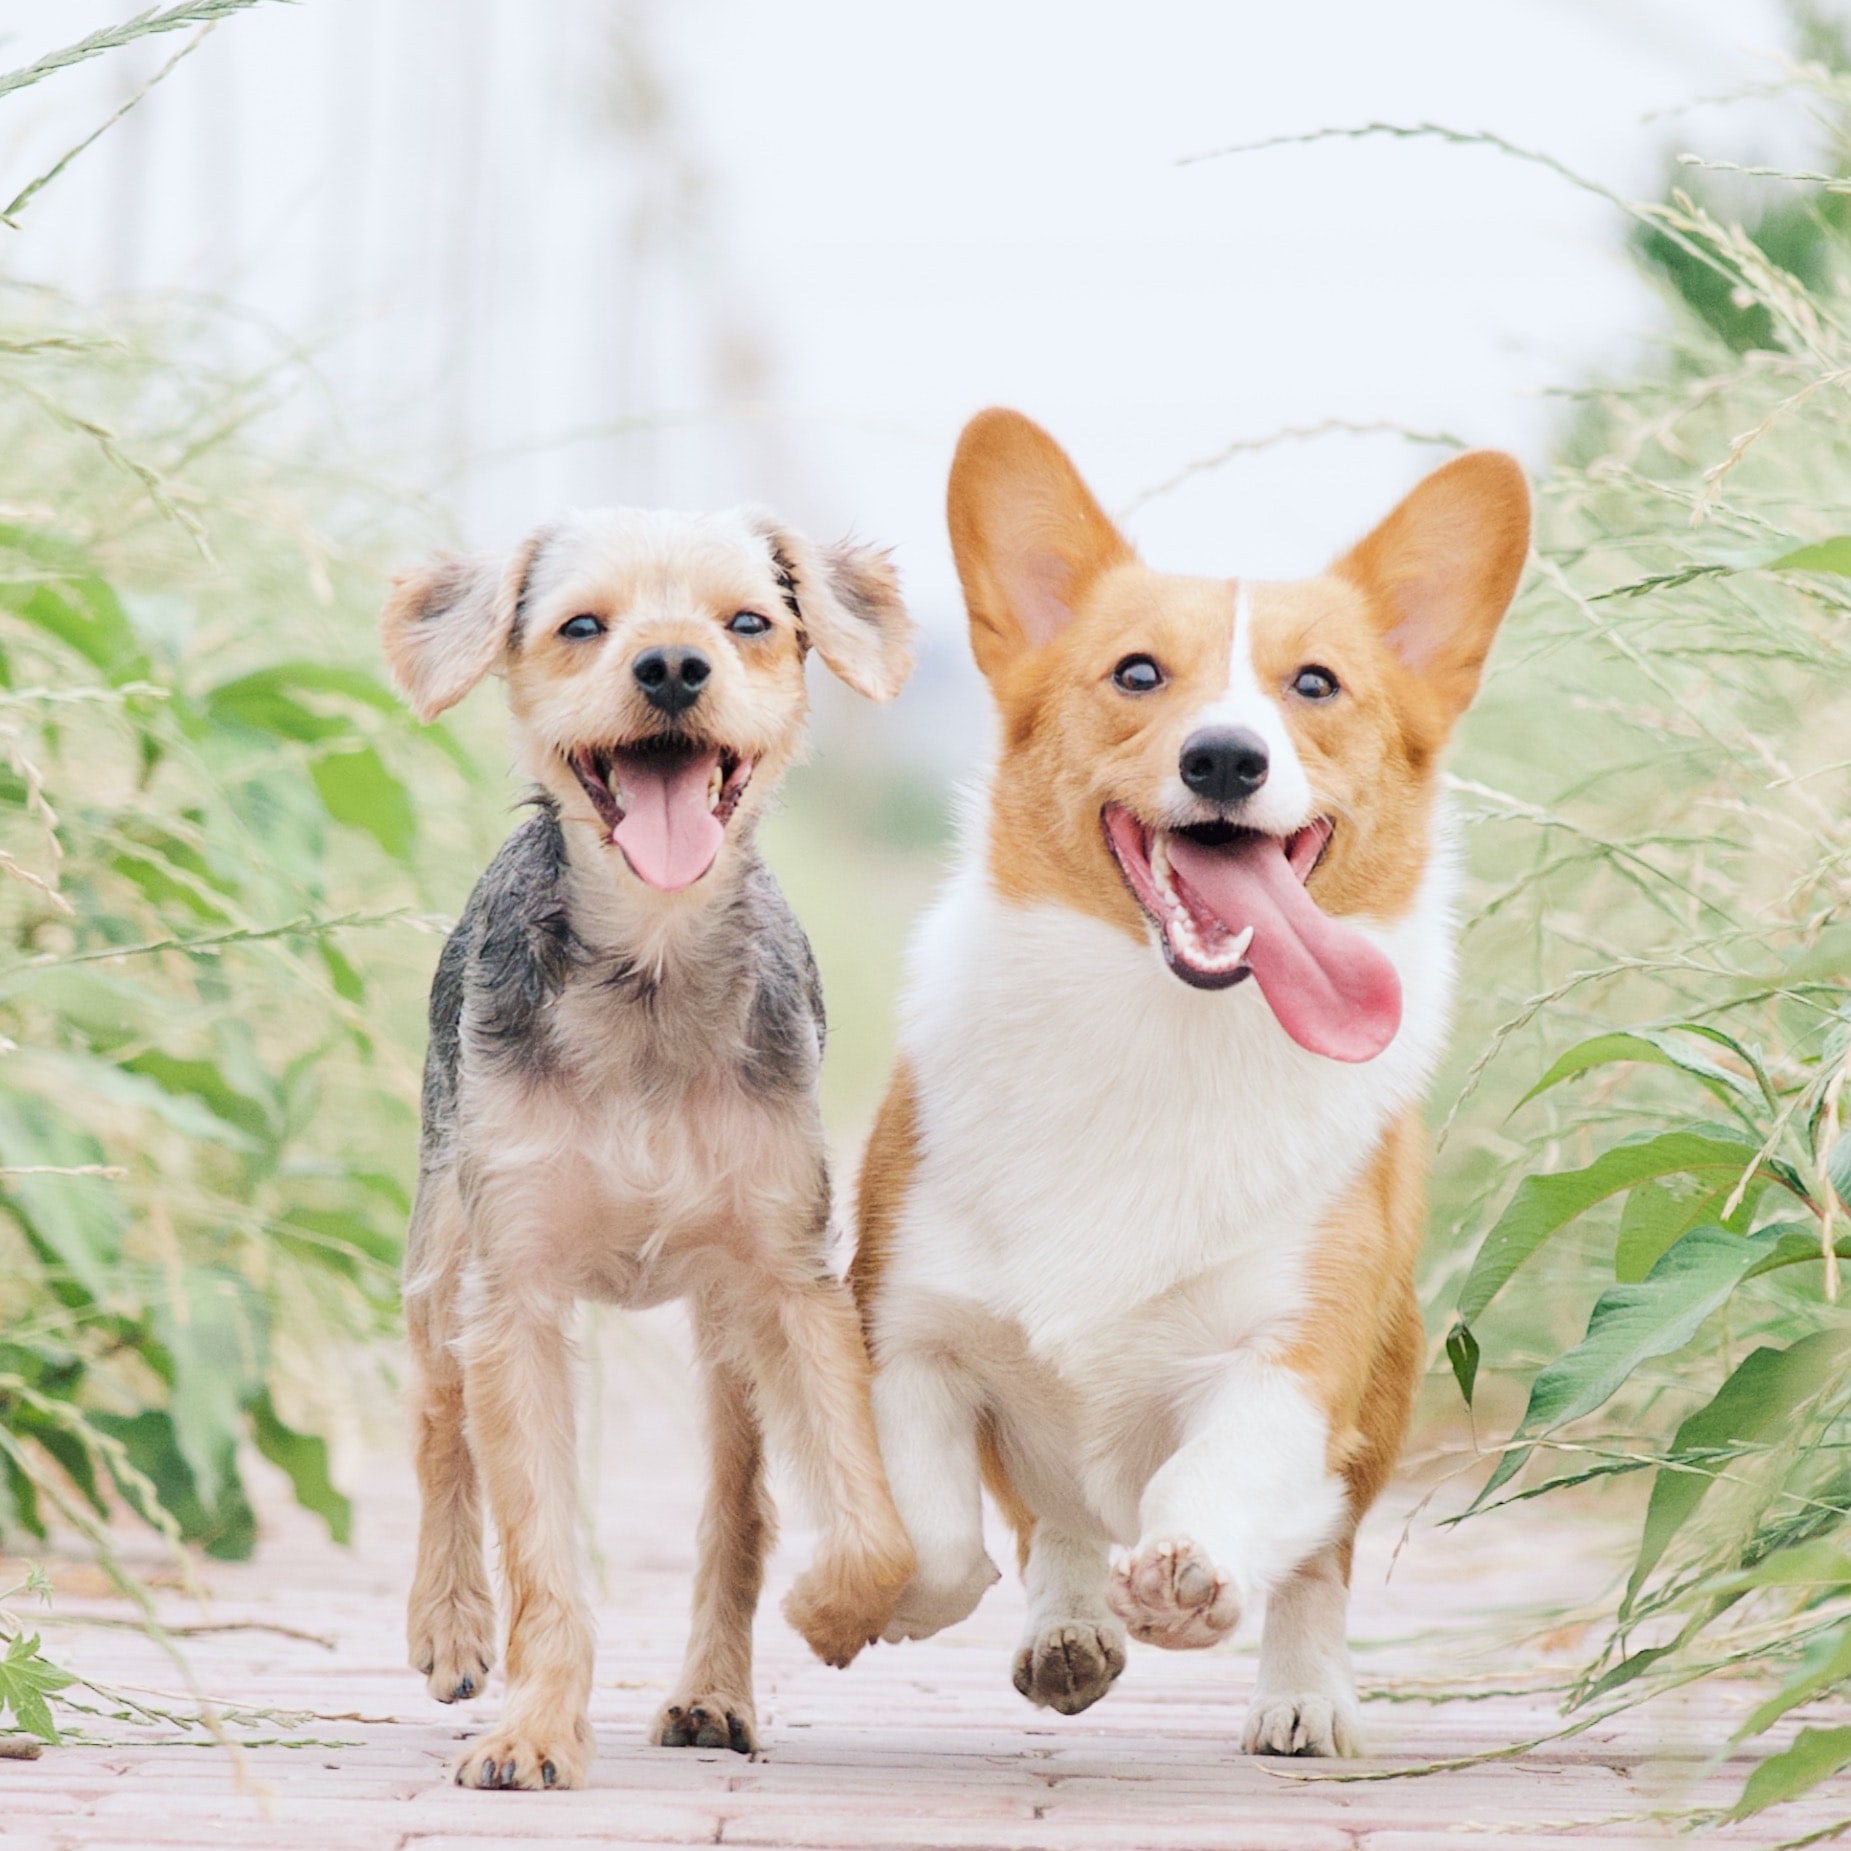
[633,646,711,715]
[1179,726,1269,803]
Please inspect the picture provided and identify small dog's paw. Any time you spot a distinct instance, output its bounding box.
[1243,1688,1363,1758]
[880,1550,1000,1644]
[409,1589,497,1704]
[1107,1535,1241,1649]
[1011,1617,1127,1715]
[784,1535,918,1667]
[453,1715,591,1790]
[650,1692,757,1755]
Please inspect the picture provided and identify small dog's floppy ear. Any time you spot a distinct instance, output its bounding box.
[379,542,536,722]
[946,408,1135,684]
[762,527,916,702]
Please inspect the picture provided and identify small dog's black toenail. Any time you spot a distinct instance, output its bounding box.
[498,1761,517,1788]
[542,1760,557,1786]
[727,1714,751,1754]
[419,1657,434,1676]
[478,1759,496,1787]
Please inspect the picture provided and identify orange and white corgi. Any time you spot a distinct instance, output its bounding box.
[849,410,1528,1755]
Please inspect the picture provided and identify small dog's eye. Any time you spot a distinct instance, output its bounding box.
[558,614,605,641]
[727,610,772,636]
[1112,654,1163,694]
[1292,665,1339,701]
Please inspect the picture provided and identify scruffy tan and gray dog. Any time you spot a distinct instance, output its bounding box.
[380,508,918,1790]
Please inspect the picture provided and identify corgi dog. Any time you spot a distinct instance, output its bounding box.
[848,410,1527,1755]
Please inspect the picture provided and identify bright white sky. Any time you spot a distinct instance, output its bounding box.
[0,0,1812,746]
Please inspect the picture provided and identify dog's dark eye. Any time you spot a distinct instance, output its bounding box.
[727,611,772,636]
[1292,665,1339,701]
[1112,655,1164,694]
[559,614,605,641]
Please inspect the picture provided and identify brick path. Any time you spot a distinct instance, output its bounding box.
[6,1313,1841,1850]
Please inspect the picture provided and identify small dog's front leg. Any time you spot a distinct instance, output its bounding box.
[749,1278,918,1667]
[452,1290,595,1791]
[652,1319,768,1755]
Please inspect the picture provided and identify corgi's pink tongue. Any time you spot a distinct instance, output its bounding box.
[1166,832,1402,1062]
[610,747,724,892]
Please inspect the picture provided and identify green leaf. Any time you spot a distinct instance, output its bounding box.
[1831,1130,1851,1214]
[0,573,149,684]
[1477,1225,1777,1505]
[153,1270,264,1513]
[1625,1330,1851,1610]
[1728,1725,1851,1820]
[118,1051,275,1149]
[1446,1321,1480,1406]
[1457,1128,1802,1325]
[1709,1536,1851,1596]
[309,745,416,863]
[1767,535,1851,575]
[0,1097,124,1301]
[1743,1618,1851,1739]
[91,1409,256,1560]
[0,1632,73,1743]
[1515,1029,1759,1114]
[1616,1178,1738,1283]
[208,662,478,778]
[252,1392,350,1545]
[318,939,365,1003]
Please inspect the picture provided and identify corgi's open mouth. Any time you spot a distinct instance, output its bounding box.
[567,738,755,893]
[1101,805,1402,1064]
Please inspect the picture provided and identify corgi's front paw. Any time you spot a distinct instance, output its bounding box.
[1243,1684,1363,1758]
[1107,1534,1241,1649]
[881,1549,999,1642]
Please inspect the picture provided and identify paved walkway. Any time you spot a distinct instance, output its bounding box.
[5,1316,1842,1850]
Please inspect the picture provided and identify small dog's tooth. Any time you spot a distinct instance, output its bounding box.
[1227,926,1254,962]
[708,763,724,810]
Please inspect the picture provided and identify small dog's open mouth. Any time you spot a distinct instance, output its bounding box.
[1100,804,1402,1064]
[567,738,755,893]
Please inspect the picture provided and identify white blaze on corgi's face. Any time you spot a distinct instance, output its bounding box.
[947,409,1530,1064]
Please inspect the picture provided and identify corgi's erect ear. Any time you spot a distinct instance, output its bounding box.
[1332,450,1531,727]
[758,526,916,702]
[379,537,545,722]
[947,408,1135,683]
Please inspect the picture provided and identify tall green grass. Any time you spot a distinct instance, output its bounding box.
[1355,90,1851,1832]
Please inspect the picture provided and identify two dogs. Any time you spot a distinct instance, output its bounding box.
[382,419,1528,1786]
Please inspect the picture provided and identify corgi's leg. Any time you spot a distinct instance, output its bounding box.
[1012,1528,1125,1715]
[653,1308,770,1755]
[1109,1357,1345,1651]
[872,1348,999,1639]
[1244,1540,1363,1757]
[452,1278,595,1791]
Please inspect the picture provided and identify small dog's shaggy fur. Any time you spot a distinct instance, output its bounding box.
[381,507,918,1789]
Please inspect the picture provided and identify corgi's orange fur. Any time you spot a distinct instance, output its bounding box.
[849,410,1527,1753]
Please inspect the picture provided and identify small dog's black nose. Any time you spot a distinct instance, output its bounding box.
[1179,726,1269,803]
[632,646,711,715]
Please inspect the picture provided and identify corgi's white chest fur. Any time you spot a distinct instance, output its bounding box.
[881,818,1456,1536]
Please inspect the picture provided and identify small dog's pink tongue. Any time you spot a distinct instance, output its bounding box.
[610,747,724,892]
[1166,832,1402,1062]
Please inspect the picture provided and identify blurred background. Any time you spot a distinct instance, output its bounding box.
[4,1,1851,1795]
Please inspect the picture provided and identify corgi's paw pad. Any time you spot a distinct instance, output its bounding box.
[651,1692,757,1754]
[1243,1688,1363,1758]
[881,1550,1000,1642]
[1107,1535,1241,1649]
[1011,1617,1127,1715]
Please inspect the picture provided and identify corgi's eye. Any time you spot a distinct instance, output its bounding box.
[558,614,605,640]
[1112,655,1164,694]
[1292,665,1339,701]
[728,610,772,636]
